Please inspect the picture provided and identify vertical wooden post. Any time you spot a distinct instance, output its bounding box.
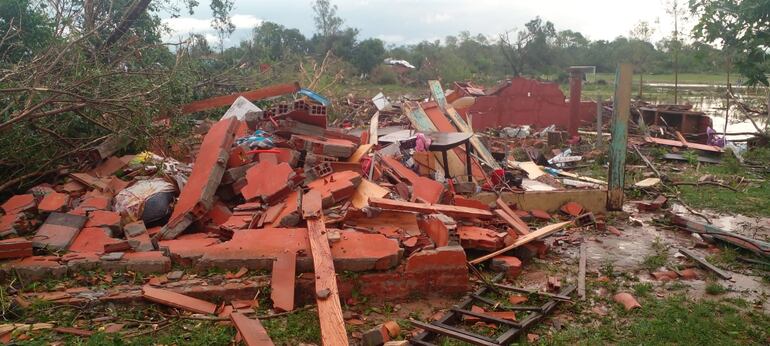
[568,68,583,137]
[607,64,633,211]
[596,96,603,148]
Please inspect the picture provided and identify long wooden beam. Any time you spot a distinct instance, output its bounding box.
[302,190,348,346]
[369,197,493,219]
[181,82,300,114]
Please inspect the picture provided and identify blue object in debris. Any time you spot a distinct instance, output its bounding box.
[298,88,331,107]
[236,130,274,149]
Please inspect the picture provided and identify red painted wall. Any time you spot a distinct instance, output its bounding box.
[457,78,597,130]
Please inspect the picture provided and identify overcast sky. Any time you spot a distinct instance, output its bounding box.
[162,0,690,47]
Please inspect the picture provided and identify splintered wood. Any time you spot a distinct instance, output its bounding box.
[470,221,572,265]
[302,190,348,345]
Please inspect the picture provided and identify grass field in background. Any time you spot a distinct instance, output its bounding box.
[593,72,729,85]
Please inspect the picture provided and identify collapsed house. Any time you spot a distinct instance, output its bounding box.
[0,71,762,345]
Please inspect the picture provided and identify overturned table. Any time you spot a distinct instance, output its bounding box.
[427,132,474,182]
[378,130,475,182]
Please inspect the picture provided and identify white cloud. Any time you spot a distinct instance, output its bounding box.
[377,34,405,44]
[231,14,263,29]
[421,13,451,24]
[163,17,212,33]
[162,14,262,44]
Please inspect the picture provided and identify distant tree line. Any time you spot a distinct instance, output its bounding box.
[182,0,740,86]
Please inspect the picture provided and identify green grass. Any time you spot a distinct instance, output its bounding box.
[705,281,728,295]
[642,237,669,271]
[593,73,728,85]
[675,148,770,217]
[545,295,770,345]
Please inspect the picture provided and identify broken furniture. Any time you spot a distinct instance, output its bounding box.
[410,274,575,345]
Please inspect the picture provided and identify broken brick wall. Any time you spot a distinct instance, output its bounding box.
[458,78,597,130]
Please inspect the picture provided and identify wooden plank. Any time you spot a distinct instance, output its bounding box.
[350,179,389,209]
[303,191,348,346]
[142,286,217,314]
[347,144,373,163]
[369,197,493,219]
[495,197,529,235]
[678,247,732,280]
[469,221,572,265]
[578,242,587,300]
[181,82,300,114]
[494,209,530,236]
[368,112,379,145]
[428,80,500,170]
[230,312,275,346]
[607,63,632,210]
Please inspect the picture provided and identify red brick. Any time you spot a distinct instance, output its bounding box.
[1,194,36,214]
[651,271,678,281]
[560,201,584,217]
[107,176,130,195]
[2,256,67,281]
[0,237,33,259]
[90,156,128,178]
[59,181,87,195]
[85,210,121,233]
[530,209,552,220]
[78,196,111,211]
[271,251,296,312]
[161,118,239,240]
[290,134,357,158]
[453,196,490,211]
[241,161,295,202]
[32,212,88,251]
[70,172,110,191]
[142,285,217,314]
[457,226,506,251]
[306,171,362,207]
[230,312,274,345]
[38,192,70,213]
[206,201,233,225]
[0,213,23,236]
[405,245,467,273]
[193,228,399,273]
[125,221,153,252]
[490,256,522,279]
[69,227,120,253]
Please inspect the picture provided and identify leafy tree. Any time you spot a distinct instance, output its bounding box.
[498,17,557,77]
[210,0,235,52]
[252,21,307,61]
[690,0,770,85]
[0,0,52,63]
[352,38,385,75]
[312,0,343,53]
[628,21,657,98]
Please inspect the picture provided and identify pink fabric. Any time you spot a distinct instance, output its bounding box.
[415,133,432,151]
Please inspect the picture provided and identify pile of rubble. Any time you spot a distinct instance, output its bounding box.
[2,75,766,345]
